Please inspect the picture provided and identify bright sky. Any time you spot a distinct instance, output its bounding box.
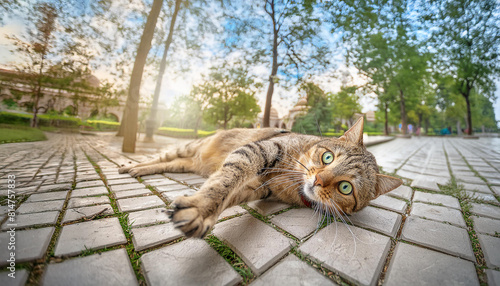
[1,10,499,125]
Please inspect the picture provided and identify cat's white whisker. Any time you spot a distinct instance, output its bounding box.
[254,173,302,193]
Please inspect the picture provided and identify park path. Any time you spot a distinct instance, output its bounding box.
[0,133,499,285]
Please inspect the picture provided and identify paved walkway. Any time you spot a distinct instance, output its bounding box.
[0,133,499,286]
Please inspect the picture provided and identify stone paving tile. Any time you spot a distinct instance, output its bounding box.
[67,196,110,208]
[43,248,138,286]
[395,169,420,180]
[247,199,291,216]
[492,186,500,196]
[401,216,474,261]
[161,189,196,201]
[131,223,183,251]
[387,185,412,200]
[213,214,293,275]
[110,183,146,192]
[270,208,319,240]
[16,200,65,214]
[75,180,105,189]
[36,183,72,193]
[114,188,152,199]
[456,175,487,185]
[413,191,461,209]
[163,172,203,181]
[102,173,133,180]
[154,184,191,193]
[299,222,390,286]
[486,178,500,186]
[2,211,59,230]
[349,206,402,237]
[0,227,54,266]
[465,191,498,204]
[470,203,500,220]
[54,217,127,257]
[141,239,241,286]
[473,216,500,236]
[0,269,29,286]
[487,269,500,286]
[56,175,74,184]
[70,186,108,197]
[410,202,466,228]
[410,177,442,192]
[384,243,479,286]
[148,179,181,188]
[182,177,207,186]
[140,174,166,180]
[252,255,336,285]
[12,185,39,195]
[369,195,407,214]
[62,204,114,223]
[26,191,68,202]
[106,177,139,185]
[117,195,165,212]
[478,234,500,268]
[218,205,247,220]
[128,208,170,228]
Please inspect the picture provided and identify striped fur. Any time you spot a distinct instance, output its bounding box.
[119,118,402,238]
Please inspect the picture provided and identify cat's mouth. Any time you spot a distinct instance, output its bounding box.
[300,182,316,208]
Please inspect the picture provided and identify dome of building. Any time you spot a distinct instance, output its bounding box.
[296,97,307,107]
[270,107,279,119]
[290,97,308,112]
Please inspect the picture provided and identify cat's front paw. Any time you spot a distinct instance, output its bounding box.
[169,196,217,238]
[128,167,150,177]
[118,166,133,174]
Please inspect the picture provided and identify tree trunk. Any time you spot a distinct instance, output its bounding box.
[145,0,182,142]
[399,89,407,135]
[194,116,201,138]
[263,2,278,128]
[121,0,163,152]
[116,107,128,136]
[464,92,473,135]
[32,56,46,128]
[384,102,389,136]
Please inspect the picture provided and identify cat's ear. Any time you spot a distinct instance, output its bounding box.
[340,117,364,145]
[374,174,403,198]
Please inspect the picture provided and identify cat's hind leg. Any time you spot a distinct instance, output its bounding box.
[128,158,195,177]
[119,138,204,174]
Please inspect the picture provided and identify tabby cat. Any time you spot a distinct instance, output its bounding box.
[119,117,402,238]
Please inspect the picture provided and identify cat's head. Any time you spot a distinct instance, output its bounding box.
[298,117,402,214]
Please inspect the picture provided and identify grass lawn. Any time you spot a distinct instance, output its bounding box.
[0,124,47,144]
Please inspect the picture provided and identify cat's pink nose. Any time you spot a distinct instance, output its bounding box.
[314,174,324,187]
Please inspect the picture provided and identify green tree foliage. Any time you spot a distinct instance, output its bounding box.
[6,2,57,127]
[192,65,261,129]
[329,86,362,129]
[223,0,330,127]
[422,0,500,135]
[330,0,430,135]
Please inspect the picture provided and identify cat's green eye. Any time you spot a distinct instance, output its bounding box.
[339,181,353,195]
[322,151,334,164]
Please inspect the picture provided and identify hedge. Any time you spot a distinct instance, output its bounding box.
[85,119,120,131]
[0,111,81,128]
[157,127,216,138]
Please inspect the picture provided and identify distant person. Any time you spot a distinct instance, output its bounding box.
[440,128,451,135]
